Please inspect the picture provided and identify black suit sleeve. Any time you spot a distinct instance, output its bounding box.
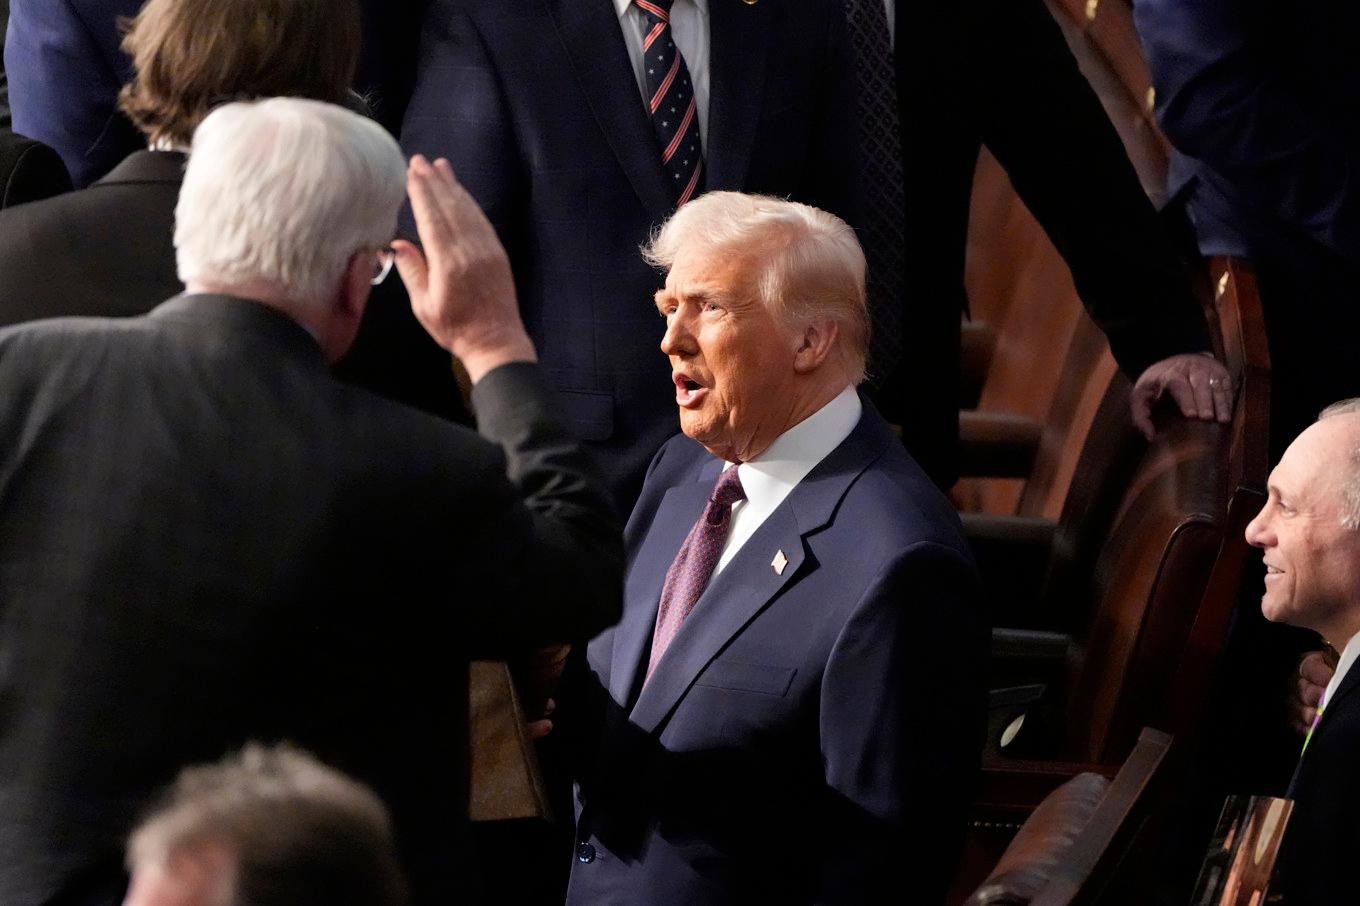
[457,361,623,655]
[976,0,1210,378]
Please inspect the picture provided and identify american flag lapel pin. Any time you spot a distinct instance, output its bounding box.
[771,550,788,575]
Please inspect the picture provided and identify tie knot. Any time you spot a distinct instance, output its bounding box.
[635,0,674,20]
[708,466,746,515]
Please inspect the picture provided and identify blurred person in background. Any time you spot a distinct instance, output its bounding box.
[0,0,461,419]
[122,745,407,906]
[3,0,425,186]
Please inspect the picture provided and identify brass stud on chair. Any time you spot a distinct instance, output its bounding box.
[1085,0,1099,21]
[1217,272,1230,299]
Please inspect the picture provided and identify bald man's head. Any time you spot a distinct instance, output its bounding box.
[1245,403,1360,645]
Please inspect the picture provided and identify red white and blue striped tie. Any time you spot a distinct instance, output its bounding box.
[634,0,704,207]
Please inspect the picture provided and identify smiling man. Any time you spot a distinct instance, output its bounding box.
[1245,399,1360,903]
[564,192,985,905]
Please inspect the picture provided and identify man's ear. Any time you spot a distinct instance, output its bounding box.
[792,319,840,374]
[339,250,372,320]
[317,251,375,364]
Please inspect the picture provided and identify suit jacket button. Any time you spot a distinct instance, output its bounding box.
[576,842,597,864]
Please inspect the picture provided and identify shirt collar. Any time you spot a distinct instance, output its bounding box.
[727,385,861,511]
[615,0,706,19]
[1325,631,1360,709]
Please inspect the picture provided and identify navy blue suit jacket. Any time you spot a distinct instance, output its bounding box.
[400,0,862,509]
[3,0,421,186]
[1135,0,1360,449]
[564,404,985,905]
[1135,0,1360,267]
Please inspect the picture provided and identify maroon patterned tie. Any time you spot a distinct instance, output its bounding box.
[645,466,746,683]
[634,0,705,206]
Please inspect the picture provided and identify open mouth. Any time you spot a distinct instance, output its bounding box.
[673,371,708,408]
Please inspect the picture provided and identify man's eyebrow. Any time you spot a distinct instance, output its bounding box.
[655,287,719,311]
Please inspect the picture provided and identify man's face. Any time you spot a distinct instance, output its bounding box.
[1245,418,1360,640]
[123,846,235,906]
[654,245,803,462]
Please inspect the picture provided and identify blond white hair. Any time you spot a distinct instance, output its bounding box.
[643,192,870,383]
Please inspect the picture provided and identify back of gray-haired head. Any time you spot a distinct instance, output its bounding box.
[175,98,406,307]
[1319,398,1360,530]
[129,743,407,906]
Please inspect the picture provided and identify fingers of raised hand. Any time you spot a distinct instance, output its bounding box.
[406,156,456,257]
[391,238,429,300]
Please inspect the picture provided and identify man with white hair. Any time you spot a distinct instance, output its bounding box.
[1245,400,1360,903]
[0,98,620,906]
[562,192,984,904]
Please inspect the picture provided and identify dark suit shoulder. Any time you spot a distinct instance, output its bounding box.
[841,440,971,554]
[0,169,181,326]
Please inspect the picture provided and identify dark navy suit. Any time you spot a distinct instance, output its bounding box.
[1135,0,1360,451]
[565,403,985,904]
[1275,660,1360,903]
[401,0,861,509]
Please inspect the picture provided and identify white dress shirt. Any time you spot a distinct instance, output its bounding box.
[714,386,862,575]
[614,0,711,148]
[1323,631,1360,711]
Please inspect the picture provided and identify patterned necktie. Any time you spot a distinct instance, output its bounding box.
[645,466,746,683]
[635,0,705,206]
[842,0,906,380]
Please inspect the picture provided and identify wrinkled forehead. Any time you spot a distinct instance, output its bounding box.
[662,241,763,296]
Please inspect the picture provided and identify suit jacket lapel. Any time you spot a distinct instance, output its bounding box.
[1314,658,1360,738]
[1288,654,1360,796]
[608,460,721,706]
[704,0,770,190]
[626,404,892,735]
[545,0,675,219]
[628,502,805,733]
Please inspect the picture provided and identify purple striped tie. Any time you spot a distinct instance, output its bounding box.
[645,466,745,683]
[634,0,705,206]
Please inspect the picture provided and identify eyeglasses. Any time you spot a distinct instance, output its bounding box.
[371,245,396,285]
